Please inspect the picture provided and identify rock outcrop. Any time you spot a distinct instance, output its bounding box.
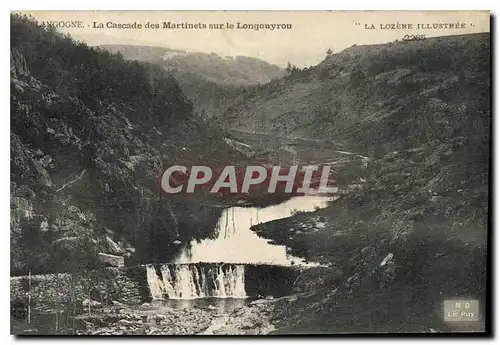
[10,14,224,276]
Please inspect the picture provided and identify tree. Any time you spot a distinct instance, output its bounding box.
[286,62,300,76]
[326,48,333,57]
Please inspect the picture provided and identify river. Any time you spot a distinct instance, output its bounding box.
[145,195,333,301]
[176,195,333,266]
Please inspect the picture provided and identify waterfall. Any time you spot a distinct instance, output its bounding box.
[146,263,247,300]
[146,265,164,299]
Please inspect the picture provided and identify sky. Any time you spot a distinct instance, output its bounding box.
[19,11,490,67]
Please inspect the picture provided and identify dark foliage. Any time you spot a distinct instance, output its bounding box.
[10,14,224,275]
[11,14,193,127]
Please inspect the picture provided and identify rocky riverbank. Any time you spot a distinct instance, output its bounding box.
[73,297,283,335]
[75,303,213,335]
[13,293,299,335]
[250,142,488,333]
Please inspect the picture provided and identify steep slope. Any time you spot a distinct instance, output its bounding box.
[99,44,284,86]
[10,15,240,276]
[99,44,285,119]
[236,34,490,333]
[224,34,489,151]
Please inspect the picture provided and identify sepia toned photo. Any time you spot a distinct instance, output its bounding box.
[10,10,490,335]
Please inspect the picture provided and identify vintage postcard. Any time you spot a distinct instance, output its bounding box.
[10,10,490,335]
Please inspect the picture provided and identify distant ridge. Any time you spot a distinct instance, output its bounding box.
[98,44,285,86]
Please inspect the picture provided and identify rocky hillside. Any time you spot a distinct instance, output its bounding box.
[99,44,284,119]
[242,33,490,333]
[253,138,488,332]
[10,14,244,276]
[224,34,489,150]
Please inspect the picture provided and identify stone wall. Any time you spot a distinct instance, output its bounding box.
[10,263,334,315]
[244,264,299,297]
[10,266,149,313]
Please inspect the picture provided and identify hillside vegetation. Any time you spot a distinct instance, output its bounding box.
[225,34,489,151]
[10,14,241,275]
[100,44,285,119]
[243,34,490,333]
[10,14,490,333]
[99,44,284,86]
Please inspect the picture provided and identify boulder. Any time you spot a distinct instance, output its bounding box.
[82,298,101,307]
[105,236,125,255]
[316,222,326,229]
[379,253,394,267]
[249,299,267,306]
[97,252,124,268]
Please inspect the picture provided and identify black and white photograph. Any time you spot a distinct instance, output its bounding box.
[9,10,491,335]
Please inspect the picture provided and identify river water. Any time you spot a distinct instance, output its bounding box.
[145,195,332,301]
[175,195,333,266]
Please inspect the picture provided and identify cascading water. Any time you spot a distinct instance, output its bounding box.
[146,263,246,300]
[146,196,332,301]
